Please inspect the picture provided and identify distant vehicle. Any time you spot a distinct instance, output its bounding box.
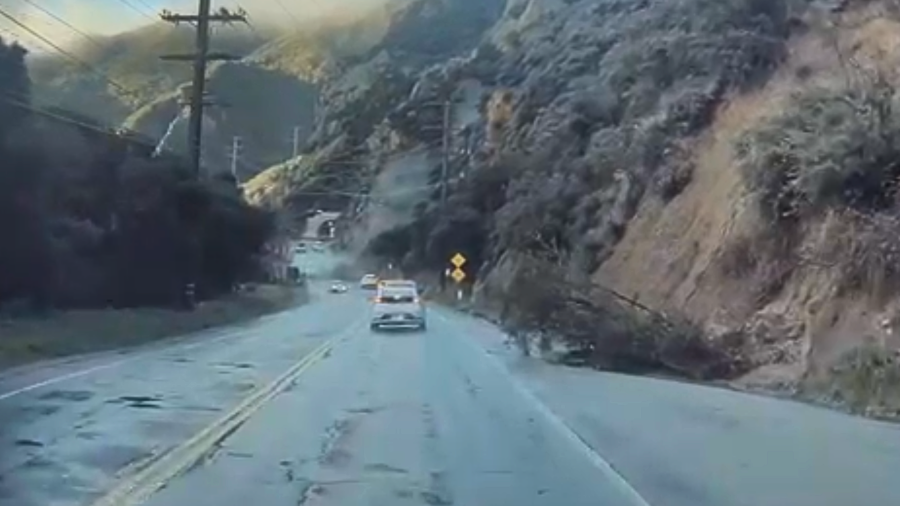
[295,243,307,254]
[359,274,379,289]
[370,286,426,331]
[329,282,348,293]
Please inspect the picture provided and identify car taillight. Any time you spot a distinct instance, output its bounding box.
[374,297,383,303]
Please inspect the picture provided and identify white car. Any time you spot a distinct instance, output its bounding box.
[359,274,379,289]
[370,286,426,331]
[329,282,348,293]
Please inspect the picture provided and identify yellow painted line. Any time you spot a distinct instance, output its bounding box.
[90,331,348,506]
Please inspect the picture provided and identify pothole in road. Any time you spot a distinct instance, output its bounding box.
[345,405,384,415]
[318,418,358,468]
[111,395,164,409]
[364,463,408,474]
[38,389,94,402]
[214,362,255,370]
[14,439,44,448]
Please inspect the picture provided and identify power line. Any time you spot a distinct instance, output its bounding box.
[0,7,136,99]
[0,92,136,138]
[270,0,301,25]
[130,0,158,11]
[16,0,105,50]
[114,0,157,21]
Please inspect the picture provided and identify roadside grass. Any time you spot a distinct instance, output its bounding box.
[799,345,900,421]
[0,284,306,371]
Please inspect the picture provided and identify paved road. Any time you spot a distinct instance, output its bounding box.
[1,252,899,506]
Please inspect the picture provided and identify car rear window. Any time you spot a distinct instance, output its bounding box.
[379,291,416,303]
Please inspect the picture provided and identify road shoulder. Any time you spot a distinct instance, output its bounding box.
[0,284,306,372]
[433,307,900,506]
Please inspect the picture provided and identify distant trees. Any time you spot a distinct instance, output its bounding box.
[0,37,274,312]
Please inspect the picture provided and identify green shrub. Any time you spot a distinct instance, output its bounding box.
[497,255,746,380]
[737,78,900,223]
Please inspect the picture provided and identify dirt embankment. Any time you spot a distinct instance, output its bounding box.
[596,3,900,419]
[0,284,305,371]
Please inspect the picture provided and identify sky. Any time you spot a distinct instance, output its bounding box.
[0,0,384,50]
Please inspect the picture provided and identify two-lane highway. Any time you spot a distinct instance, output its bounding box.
[2,251,900,506]
[139,304,641,506]
[0,249,644,506]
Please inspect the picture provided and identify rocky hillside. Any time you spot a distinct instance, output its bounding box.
[245,0,506,215]
[245,0,900,419]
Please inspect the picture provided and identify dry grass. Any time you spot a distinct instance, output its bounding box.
[800,343,900,419]
[498,255,746,380]
[0,284,305,370]
[814,211,900,301]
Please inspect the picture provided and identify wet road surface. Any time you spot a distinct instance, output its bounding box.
[2,252,899,506]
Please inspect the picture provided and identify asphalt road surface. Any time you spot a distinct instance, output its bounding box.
[1,251,899,506]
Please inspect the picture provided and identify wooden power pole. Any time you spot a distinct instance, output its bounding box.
[229,135,242,180]
[439,99,451,210]
[160,3,247,178]
[421,100,453,209]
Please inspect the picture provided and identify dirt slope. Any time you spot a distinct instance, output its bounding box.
[597,2,900,409]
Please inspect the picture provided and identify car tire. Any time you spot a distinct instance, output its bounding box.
[370,323,380,332]
[419,321,427,331]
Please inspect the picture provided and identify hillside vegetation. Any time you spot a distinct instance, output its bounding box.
[29,23,270,124]
[241,0,900,419]
[25,0,900,418]
[1,37,274,313]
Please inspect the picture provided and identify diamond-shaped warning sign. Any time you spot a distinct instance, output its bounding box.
[450,253,466,268]
[450,268,466,283]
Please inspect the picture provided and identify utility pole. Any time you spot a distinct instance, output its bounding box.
[292,126,301,158]
[159,3,246,311]
[439,99,451,209]
[229,135,242,179]
[160,4,247,178]
[422,99,453,209]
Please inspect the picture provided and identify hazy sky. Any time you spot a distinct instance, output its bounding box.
[0,0,384,49]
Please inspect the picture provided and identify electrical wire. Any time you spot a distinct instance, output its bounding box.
[114,0,158,22]
[270,0,301,25]
[129,0,158,12]
[0,6,137,99]
[16,0,105,51]
[0,92,133,138]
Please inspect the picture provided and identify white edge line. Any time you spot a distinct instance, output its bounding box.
[0,360,131,401]
[0,304,343,402]
[434,311,653,506]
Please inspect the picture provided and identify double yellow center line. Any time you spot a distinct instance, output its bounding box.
[90,324,355,506]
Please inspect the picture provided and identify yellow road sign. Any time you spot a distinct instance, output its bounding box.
[450,268,466,283]
[450,253,466,268]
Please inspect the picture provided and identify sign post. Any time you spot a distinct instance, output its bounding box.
[448,252,467,303]
[449,253,466,284]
